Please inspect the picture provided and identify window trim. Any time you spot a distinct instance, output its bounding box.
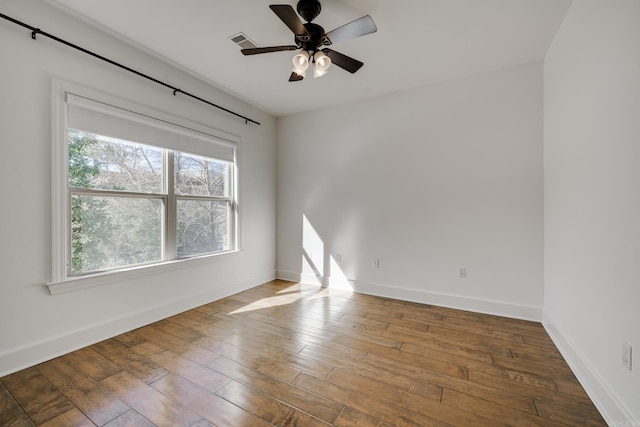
[48,79,243,294]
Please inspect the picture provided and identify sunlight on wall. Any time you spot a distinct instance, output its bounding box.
[302,214,324,285]
[328,254,352,290]
[303,214,352,290]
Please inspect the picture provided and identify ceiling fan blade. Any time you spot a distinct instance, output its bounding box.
[322,49,364,74]
[289,71,304,82]
[269,5,310,39]
[241,45,299,55]
[325,15,377,45]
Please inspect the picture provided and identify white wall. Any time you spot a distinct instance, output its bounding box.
[543,0,640,423]
[0,0,276,376]
[277,62,544,320]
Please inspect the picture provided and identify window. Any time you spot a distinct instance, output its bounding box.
[50,82,239,290]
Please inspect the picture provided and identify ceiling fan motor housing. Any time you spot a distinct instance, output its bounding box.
[297,0,321,22]
[295,22,327,51]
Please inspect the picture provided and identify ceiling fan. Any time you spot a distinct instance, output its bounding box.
[241,0,377,81]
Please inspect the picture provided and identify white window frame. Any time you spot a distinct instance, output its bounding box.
[48,79,242,294]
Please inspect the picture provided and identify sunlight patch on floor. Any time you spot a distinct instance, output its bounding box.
[230,282,352,314]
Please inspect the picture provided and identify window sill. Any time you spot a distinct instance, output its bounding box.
[46,250,242,295]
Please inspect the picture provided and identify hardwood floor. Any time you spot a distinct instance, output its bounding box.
[1,280,606,426]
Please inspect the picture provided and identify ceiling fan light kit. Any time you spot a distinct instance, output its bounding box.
[241,0,376,82]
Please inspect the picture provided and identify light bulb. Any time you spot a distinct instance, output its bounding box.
[313,51,331,78]
[292,51,310,71]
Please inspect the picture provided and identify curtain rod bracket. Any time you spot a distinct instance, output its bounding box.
[173,89,180,96]
[31,28,40,39]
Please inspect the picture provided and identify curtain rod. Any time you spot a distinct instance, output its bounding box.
[0,12,261,126]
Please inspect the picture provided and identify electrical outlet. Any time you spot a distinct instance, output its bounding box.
[457,266,467,278]
[622,342,632,371]
[373,259,380,268]
[335,254,342,265]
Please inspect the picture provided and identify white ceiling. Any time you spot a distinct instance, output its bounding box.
[45,0,572,117]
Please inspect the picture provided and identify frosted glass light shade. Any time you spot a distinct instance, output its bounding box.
[313,51,331,78]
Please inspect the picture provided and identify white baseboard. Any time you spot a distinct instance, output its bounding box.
[542,313,638,426]
[0,271,275,377]
[276,270,542,321]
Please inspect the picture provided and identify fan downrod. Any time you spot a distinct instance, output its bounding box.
[297,0,321,22]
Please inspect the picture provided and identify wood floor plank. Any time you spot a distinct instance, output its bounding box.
[101,371,212,427]
[36,357,130,426]
[137,348,231,393]
[61,347,123,382]
[411,330,515,358]
[0,280,606,426]
[441,388,567,427]
[223,332,334,378]
[164,310,234,342]
[427,323,525,347]
[207,356,343,424]
[0,382,32,426]
[246,311,337,343]
[150,373,272,427]
[492,354,575,378]
[534,396,608,427]
[217,316,313,350]
[293,372,450,427]
[305,340,369,362]
[224,326,307,354]
[153,318,206,343]
[38,408,95,427]
[5,420,35,427]
[400,384,512,427]
[112,331,147,348]
[385,319,430,335]
[553,375,592,400]
[333,407,396,427]
[299,345,413,389]
[341,327,493,373]
[363,344,470,380]
[327,369,406,407]
[210,339,303,383]
[468,362,558,395]
[331,332,402,353]
[1,367,75,425]
[399,338,493,364]
[215,380,331,427]
[512,347,566,361]
[92,339,169,384]
[413,375,538,415]
[131,325,196,354]
[337,313,391,330]
[102,410,155,427]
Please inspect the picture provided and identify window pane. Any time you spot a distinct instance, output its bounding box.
[177,199,229,257]
[71,194,163,274]
[175,152,229,197]
[68,129,164,193]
